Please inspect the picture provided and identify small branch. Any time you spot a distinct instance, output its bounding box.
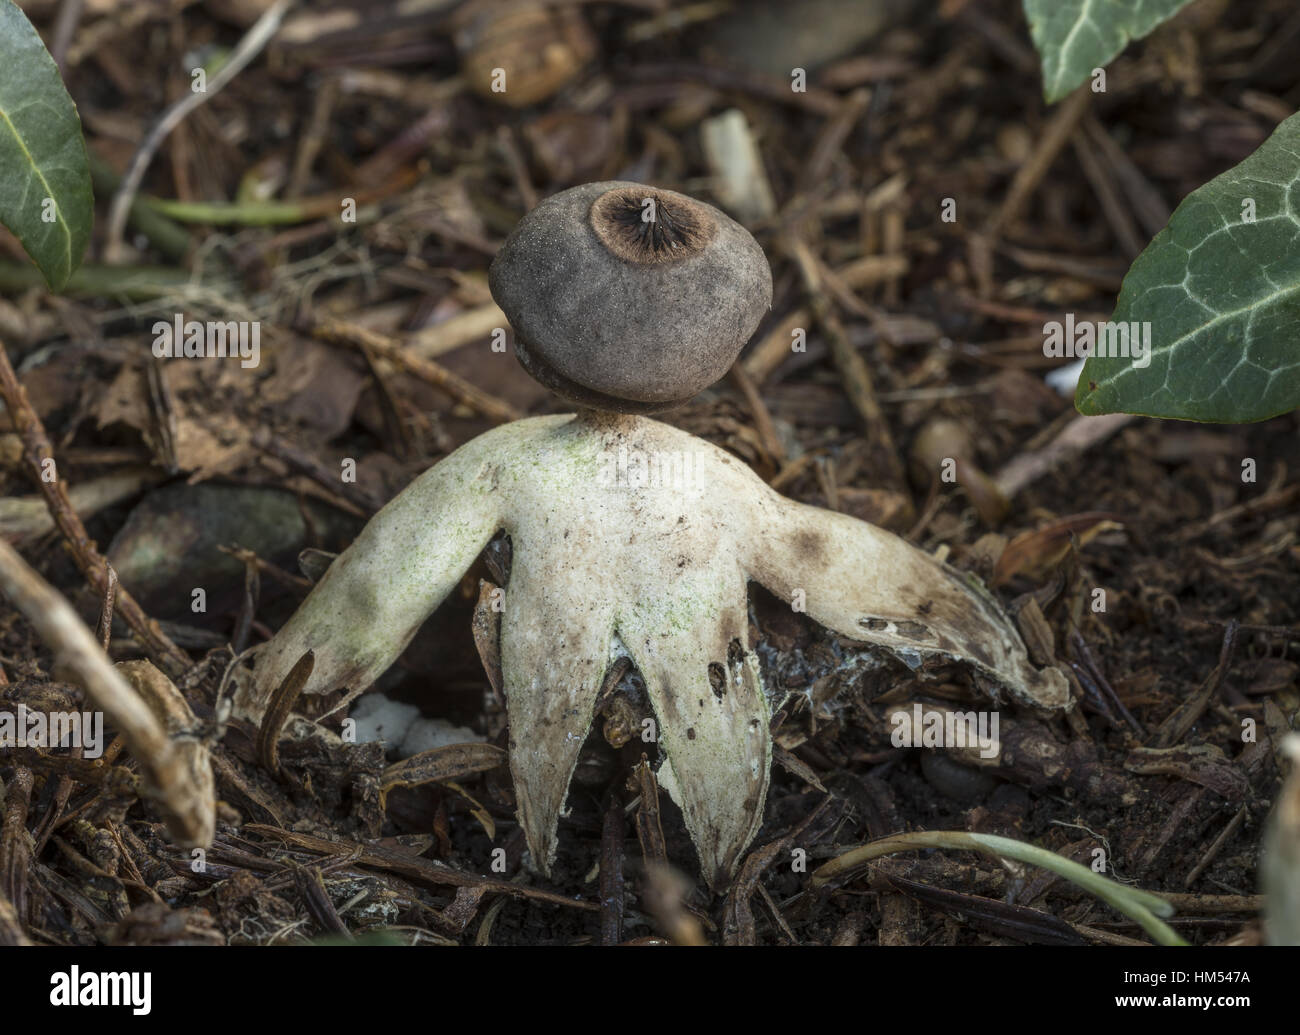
[104,0,298,261]
[251,426,385,513]
[598,788,625,946]
[94,564,117,651]
[984,85,1093,241]
[87,152,193,262]
[728,364,785,468]
[49,0,86,72]
[0,342,191,680]
[0,767,33,928]
[311,319,523,425]
[993,413,1136,500]
[785,235,905,488]
[0,542,213,847]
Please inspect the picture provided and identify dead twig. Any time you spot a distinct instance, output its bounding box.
[95,564,118,651]
[0,467,163,540]
[1185,805,1248,888]
[311,319,522,425]
[728,365,785,467]
[104,0,299,261]
[0,343,191,679]
[245,825,599,911]
[599,788,625,946]
[380,743,506,795]
[251,426,385,514]
[1151,620,1240,749]
[0,767,34,931]
[1070,630,1143,736]
[984,85,1093,241]
[633,757,668,868]
[785,235,906,489]
[1071,131,1146,258]
[993,413,1137,500]
[0,542,214,847]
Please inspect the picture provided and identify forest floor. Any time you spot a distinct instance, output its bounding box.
[1,0,1297,945]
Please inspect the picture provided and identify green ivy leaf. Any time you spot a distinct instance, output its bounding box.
[1076,112,1300,423]
[0,0,93,292]
[1023,0,1196,103]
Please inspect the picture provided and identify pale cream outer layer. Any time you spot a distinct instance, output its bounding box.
[237,414,1069,886]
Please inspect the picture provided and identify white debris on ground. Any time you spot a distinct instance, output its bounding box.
[349,692,483,757]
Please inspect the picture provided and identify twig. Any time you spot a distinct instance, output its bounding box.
[1071,132,1145,258]
[286,76,340,200]
[0,342,191,679]
[232,555,260,655]
[104,0,298,261]
[1082,117,1171,238]
[741,256,909,384]
[145,357,180,474]
[250,426,385,513]
[0,541,213,847]
[728,365,785,467]
[409,304,508,360]
[0,767,33,928]
[785,235,905,489]
[0,468,164,539]
[380,743,506,794]
[633,757,668,867]
[496,125,539,213]
[49,0,86,72]
[1151,620,1239,749]
[1174,484,1300,543]
[289,861,352,939]
[246,825,599,911]
[1070,629,1143,736]
[1185,806,1248,888]
[311,319,522,424]
[599,789,625,946]
[983,85,1093,241]
[993,413,1136,500]
[353,106,450,186]
[94,564,118,651]
[218,545,312,593]
[796,88,871,195]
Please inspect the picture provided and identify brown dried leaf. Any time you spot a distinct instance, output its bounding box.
[994,512,1125,585]
[380,743,506,793]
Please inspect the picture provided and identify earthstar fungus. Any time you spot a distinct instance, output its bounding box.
[237,181,1069,888]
